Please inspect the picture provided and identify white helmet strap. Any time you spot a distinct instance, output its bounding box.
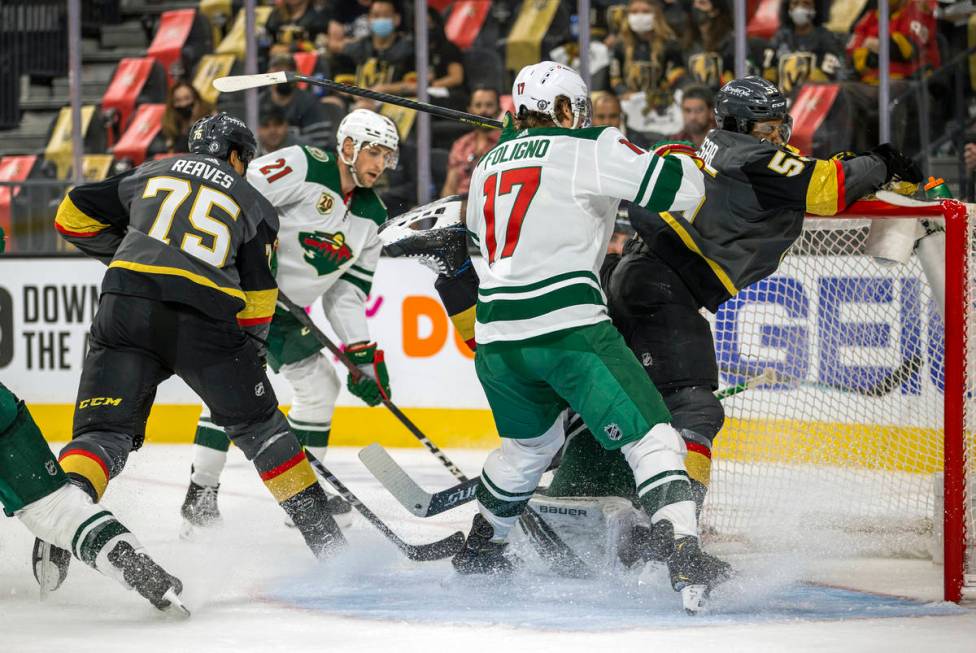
[339,137,367,187]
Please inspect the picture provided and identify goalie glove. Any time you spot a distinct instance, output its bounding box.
[346,342,390,406]
[870,143,923,185]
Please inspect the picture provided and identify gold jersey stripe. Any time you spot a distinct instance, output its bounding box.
[238,288,278,321]
[805,159,842,216]
[108,260,247,302]
[263,459,318,503]
[659,211,739,297]
[54,195,110,235]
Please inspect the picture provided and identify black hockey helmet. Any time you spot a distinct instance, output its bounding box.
[714,76,792,143]
[188,112,257,167]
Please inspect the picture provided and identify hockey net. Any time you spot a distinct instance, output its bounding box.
[702,197,975,602]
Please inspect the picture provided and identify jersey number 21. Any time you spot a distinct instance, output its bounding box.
[482,166,541,265]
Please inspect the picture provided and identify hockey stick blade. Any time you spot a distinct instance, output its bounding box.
[359,443,478,517]
[213,71,290,93]
[305,451,464,561]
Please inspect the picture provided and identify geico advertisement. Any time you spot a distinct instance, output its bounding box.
[0,258,487,408]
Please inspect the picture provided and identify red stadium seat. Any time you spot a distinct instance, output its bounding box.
[748,0,781,38]
[101,57,168,144]
[789,83,840,156]
[293,52,318,91]
[445,1,491,50]
[112,104,166,166]
[147,8,212,84]
[0,155,39,252]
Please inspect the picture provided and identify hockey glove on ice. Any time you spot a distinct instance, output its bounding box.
[346,342,390,406]
[870,143,923,185]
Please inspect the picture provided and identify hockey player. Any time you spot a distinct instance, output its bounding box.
[180,109,397,533]
[450,60,728,612]
[43,113,346,587]
[0,382,188,615]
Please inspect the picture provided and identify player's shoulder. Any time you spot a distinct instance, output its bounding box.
[350,188,388,226]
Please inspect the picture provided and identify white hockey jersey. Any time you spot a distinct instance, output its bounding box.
[247,145,387,344]
[466,125,704,345]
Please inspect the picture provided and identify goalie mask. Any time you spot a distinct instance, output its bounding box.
[378,195,467,276]
[337,109,400,186]
[512,61,591,129]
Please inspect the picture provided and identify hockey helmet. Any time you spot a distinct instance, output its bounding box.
[337,109,400,179]
[714,76,792,143]
[512,61,591,129]
[188,112,257,167]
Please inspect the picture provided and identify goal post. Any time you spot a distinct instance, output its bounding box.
[701,197,972,603]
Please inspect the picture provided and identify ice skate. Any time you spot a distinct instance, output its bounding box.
[32,538,71,594]
[179,481,222,539]
[452,514,518,575]
[285,485,354,529]
[107,541,189,617]
[652,521,732,614]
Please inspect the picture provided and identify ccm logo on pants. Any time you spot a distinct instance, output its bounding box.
[79,397,122,409]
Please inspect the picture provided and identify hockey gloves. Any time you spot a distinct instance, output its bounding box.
[652,140,704,170]
[870,143,923,185]
[346,342,390,406]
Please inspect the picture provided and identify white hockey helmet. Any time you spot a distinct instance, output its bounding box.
[512,61,591,129]
[337,109,400,182]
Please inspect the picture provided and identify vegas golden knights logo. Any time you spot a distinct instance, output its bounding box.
[356,58,393,89]
[625,60,663,93]
[689,52,723,89]
[778,52,815,95]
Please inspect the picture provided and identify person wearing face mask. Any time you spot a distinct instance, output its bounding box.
[334,0,416,101]
[609,0,685,105]
[687,0,764,90]
[762,0,845,96]
[161,81,214,153]
[261,54,335,150]
[440,87,501,197]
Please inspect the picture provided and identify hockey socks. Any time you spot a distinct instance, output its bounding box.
[621,423,697,538]
[434,262,479,352]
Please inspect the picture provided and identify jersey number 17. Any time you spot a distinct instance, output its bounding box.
[482,166,541,265]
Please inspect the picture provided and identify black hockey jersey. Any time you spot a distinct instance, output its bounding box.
[630,129,887,312]
[55,154,279,330]
[763,26,846,94]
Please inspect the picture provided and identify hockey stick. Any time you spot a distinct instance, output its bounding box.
[277,291,468,482]
[304,451,464,561]
[213,72,503,131]
[719,355,923,398]
[359,374,776,518]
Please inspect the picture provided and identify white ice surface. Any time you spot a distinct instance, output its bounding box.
[1,445,975,653]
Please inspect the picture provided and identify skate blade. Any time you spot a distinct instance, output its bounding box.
[680,584,708,615]
[159,588,191,619]
[35,559,61,595]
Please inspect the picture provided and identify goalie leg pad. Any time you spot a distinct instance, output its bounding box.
[477,412,566,540]
[280,353,338,449]
[546,427,637,501]
[0,397,69,515]
[521,494,643,571]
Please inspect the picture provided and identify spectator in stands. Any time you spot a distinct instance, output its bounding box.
[590,90,651,150]
[262,53,335,150]
[687,0,764,89]
[257,103,308,156]
[609,0,685,109]
[669,85,715,149]
[846,0,940,83]
[267,0,331,55]
[440,87,501,198]
[334,0,415,101]
[763,0,845,95]
[965,142,976,173]
[329,0,373,53]
[417,8,466,108]
[161,81,214,153]
[657,0,696,50]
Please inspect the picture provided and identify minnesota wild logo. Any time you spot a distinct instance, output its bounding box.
[299,230,354,276]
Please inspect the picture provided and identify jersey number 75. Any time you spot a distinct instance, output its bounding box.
[482,166,541,265]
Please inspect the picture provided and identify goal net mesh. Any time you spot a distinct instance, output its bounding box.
[702,210,974,591]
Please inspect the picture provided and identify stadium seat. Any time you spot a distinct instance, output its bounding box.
[789,83,841,156]
[198,0,233,47]
[147,8,213,84]
[381,103,417,142]
[79,154,114,182]
[217,7,274,60]
[293,52,318,91]
[505,0,567,74]
[748,0,781,39]
[193,53,237,106]
[826,0,870,34]
[112,104,166,166]
[44,106,108,180]
[101,57,168,145]
[0,155,60,253]
[445,1,491,51]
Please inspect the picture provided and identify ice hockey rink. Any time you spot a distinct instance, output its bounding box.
[1,445,974,653]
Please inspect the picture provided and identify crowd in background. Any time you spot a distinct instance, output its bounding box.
[149,0,961,212]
